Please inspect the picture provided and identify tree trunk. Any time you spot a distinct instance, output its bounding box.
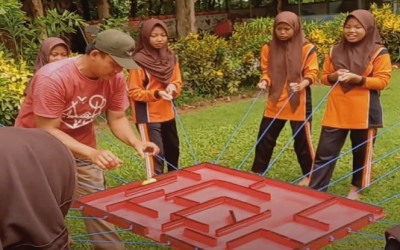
[176,0,197,38]
[155,0,164,15]
[27,0,47,39]
[79,0,91,20]
[31,0,45,19]
[130,0,138,17]
[96,0,110,20]
[277,0,282,13]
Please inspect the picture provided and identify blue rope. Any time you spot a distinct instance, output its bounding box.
[69,206,83,211]
[72,226,132,238]
[349,231,385,240]
[95,129,145,168]
[215,89,264,164]
[316,146,400,191]
[375,193,400,206]
[67,215,108,220]
[375,220,400,225]
[291,120,400,184]
[72,239,169,246]
[317,159,400,193]
[75,158,129,184]
[236,92,295,170]
[155,154,179,170]
[264,80,339,176]
[173,104,198,165]
[337,238,383,242]
[357,164,400,193]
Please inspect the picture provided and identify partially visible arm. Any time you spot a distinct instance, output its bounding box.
[35,115,122,169]
[320,54,338,86]
[260,45,271,86]
[302,45,319,86]
[106,109,159,158]
[167,62,183,98]
[363,53,392,90]
[128,69,159,102]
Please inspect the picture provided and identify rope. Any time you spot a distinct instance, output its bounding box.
[291,120,400,184]
[96,131,145,168]
[349,231,385,240]
[214,89,264,164]
[72,239,169,246]
[72,226,133,238]
[264,80,339,176]
[375,193,400,206]
[375,220,400,225]
[75,158,129,185]
[67,215,108,220]
[96,114,144,167]
[357,164,400,193]
[173,104,198,165]
[155,154,179,171]
[236,92,295,170]
[316,145,400,191]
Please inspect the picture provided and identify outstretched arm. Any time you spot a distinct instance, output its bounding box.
[106,109,160,157]
[35,115,123,170]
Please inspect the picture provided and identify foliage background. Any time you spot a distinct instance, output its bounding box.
[0,3,399,124]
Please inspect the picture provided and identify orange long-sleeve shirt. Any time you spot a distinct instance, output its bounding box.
[261,43,319,121]
[321,47,392,129]
[128,62,182,123]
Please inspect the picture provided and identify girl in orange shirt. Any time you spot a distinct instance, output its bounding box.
[251,11,319,186]
[309,10,392,200]
[128,19,183,176]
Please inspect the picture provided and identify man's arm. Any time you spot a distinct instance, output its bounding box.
[35,116,122,169]
[106,110,160,158]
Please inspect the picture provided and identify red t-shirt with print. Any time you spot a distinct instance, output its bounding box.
[15,57,129,148]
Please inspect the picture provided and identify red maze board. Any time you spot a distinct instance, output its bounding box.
[75,163,385,250]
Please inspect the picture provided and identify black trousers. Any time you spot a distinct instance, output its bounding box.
[309,126,376,192]
[251,117,314,175]
[137,119,179,175]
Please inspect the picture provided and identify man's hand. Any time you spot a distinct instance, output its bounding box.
[88,149,123,170]
[133,141,160,158]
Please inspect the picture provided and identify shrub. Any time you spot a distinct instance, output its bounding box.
[302,14,345,64]
[371,3,400,63]
[172,33,231,97]
[0,0,86,67]
[0,52,31,126]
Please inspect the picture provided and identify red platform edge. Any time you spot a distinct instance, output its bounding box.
[74,163,385,250]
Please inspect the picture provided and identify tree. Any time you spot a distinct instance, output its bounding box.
[130,0,138,17]
[96,0,111,20]
[277,0,282,13]
[176,0,197,37]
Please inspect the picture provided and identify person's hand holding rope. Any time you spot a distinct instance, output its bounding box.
[289,78,310,92]
[257,80,268,90]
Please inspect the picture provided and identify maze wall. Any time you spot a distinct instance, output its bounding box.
[75,163,385,249]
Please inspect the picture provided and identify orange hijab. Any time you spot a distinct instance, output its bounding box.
[268,11,307,112]
[331,9,383,92]
[133,19,176,85]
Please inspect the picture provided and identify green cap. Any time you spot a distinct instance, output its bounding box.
[94,29,138,69]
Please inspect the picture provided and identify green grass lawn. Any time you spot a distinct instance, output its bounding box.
[69,69,400,249]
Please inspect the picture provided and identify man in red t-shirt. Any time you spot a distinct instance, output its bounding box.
[15,29,159,250]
